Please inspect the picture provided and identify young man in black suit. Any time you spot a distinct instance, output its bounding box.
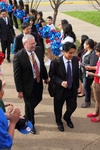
[13,34,48,134]
[49,42,79,132]
[14,22,41,54]
[0,9,15,62]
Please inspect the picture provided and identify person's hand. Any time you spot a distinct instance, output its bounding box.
[44,79,49,84]
[2,80,6,87]
[85,66,92,70]
[61,81,68,88]
[87,72,94,76]
[6,104,14,114]
[9,108,21,124]
[18,92,23,99]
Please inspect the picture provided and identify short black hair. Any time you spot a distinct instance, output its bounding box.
[0,9,7,13]
[94,42,100,52]
[30,9,37,15]
[28,16,36,23]
[47,16,53,20]
[63,42,76,52]
[21,22,30,30]
[0,79,2,91]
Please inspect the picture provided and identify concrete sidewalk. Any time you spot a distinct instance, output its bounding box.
[1,12,100,150]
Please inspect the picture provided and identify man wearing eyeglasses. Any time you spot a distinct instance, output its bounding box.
[13,34,48,134]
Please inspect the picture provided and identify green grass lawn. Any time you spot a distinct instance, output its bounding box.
[64,11,100,27]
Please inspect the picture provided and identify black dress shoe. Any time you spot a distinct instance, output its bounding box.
[7,59,11,63]
[63,116,74,128]
[66,120,74,128]
[31,127,36,134]
[57,124,64,132]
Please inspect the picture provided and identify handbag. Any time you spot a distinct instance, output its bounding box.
[48,58,60,97]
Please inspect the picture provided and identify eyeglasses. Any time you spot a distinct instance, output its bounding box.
[33,42,37,46]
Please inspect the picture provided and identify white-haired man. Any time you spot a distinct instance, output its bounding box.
[13,34,48,134]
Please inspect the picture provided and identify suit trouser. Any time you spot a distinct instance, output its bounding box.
[23,81,42,125]
[92,81,100,114]
[1,39,11,59]
[54,88,77,125]
[13,15,18,29]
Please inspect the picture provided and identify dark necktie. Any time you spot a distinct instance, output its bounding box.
[31,52,40,83]
[67,61,72,89]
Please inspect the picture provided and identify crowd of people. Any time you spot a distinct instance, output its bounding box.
[0,0,100,149]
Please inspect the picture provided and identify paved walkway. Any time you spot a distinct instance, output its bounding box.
[1,12,100,150]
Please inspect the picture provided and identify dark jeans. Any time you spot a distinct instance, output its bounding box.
[83,77,94,102]
[54,88,77,125]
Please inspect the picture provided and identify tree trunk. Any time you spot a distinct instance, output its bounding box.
[30,0,34,9]
[53,9,58,25]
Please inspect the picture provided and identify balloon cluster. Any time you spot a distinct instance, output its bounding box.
[38,26,62,56]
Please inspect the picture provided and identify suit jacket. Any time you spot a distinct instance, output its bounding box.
[49,56,79,100]
[14,32,41,53]
[13,46,48,98]
[0,17,15,42]
[81,49,98,78]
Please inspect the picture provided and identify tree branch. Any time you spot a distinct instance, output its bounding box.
[49,0,55,10]
[59,0,66,6]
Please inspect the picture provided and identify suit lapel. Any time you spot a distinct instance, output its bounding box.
[72,58,75,77]
[22,49,32,69]
[60,56,67,78]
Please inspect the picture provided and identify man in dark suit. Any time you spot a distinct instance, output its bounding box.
[49,42,79,132]
[0,9,15,62]
[13,34,48,134]
[14,22,41,54]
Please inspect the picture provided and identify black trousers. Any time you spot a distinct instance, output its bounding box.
[23,80,43,125]
[1,39,11,59]
[54,88,77,125]
[13,15,18,29]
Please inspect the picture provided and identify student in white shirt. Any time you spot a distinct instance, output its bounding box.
[45,16,55,66]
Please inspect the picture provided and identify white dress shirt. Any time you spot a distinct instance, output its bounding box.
[3,17,8,25]
[26,50,40,78]
[63,56,72,76]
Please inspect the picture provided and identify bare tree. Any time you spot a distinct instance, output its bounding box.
[49,0,66,25]
[89,0,100,11]
[30,0,41,10]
